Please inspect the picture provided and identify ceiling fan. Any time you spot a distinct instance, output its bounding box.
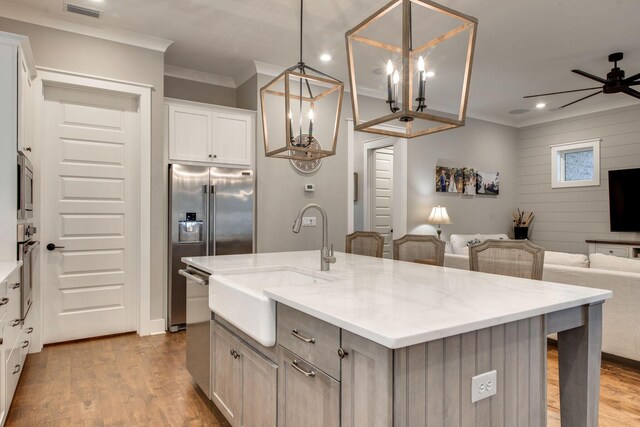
[524,52,640,109]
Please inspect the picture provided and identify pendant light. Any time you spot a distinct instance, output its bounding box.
[260,0,344,160]
[345,0,478,138]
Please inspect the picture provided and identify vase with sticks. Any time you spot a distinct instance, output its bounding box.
[513,209,534,240]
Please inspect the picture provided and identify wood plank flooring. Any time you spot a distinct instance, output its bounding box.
[6,332,640,426]
[6,332,230,426]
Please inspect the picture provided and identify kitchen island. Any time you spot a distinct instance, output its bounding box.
[183,251,611,427]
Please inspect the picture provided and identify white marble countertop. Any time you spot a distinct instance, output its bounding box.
[0,261,22,284]
[183,251,611,349]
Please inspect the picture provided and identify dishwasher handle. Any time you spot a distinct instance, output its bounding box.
[179,269,209,286]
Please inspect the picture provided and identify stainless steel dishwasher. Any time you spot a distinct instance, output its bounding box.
[179,266,211,398]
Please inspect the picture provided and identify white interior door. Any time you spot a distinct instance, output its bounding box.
[371,147,394,258]
[42,84,139,343]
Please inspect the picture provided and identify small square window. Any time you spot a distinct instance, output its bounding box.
[551,139,600,188]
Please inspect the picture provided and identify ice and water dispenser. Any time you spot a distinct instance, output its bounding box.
[178,212,203,243]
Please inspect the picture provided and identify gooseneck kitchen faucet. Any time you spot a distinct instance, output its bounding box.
[292,203,336,271]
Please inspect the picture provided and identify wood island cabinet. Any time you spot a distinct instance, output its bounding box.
[211,321,277,427]
[277,346,340,427]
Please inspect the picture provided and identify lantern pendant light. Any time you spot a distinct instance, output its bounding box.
[345,0,478,138]
[260,0,344,160]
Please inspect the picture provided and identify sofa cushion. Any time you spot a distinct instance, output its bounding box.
[450,233,509,255]
[544,251,589,268]
[589,253,640,274]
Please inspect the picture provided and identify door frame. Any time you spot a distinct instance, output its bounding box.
[347,120,407,240]
[32,68,153,350]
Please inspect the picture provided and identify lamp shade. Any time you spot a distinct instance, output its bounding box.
[427,205,452,225]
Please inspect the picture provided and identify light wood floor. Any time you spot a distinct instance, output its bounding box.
[6,332,640,426]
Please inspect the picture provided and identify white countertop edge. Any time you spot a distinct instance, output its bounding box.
[264,290,611,349]
[0,261,22,283]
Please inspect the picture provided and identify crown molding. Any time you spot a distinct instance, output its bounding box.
[164,64,235,88]
[0,1,173,52]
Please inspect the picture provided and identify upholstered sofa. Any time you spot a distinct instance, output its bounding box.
[443,234,640,362]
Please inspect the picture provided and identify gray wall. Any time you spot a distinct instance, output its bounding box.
[352,117,519,242]
[244,74,349,253]
[164,75,236,107]
[0,18,167,321]
[236,75,258,111]
[516,105,640,254]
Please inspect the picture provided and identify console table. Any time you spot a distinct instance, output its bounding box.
[586,240,640,260]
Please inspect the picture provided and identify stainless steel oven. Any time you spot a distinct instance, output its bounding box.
[17,223,38,322]
[17,153,33,220]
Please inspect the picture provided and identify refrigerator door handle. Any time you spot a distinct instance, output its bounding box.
[210,184,216,256]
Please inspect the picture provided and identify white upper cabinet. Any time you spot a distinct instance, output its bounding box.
[167,99,255,166]
[17,48,34,162]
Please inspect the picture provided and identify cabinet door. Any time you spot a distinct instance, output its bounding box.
[341,331,393,427]
[212,112,252,166]
[278,346,339,427]
[240,342,277,427]
[168,104,213,162]
[212,323,243,426]
[17,50,33,160]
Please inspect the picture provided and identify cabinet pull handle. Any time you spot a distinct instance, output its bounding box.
[26,327,33,334]
[291,329,315,344]
[22,340,29,348]
[338,348,349,359]
[291,360,315,378]
[0,297,8,306]
[13,365,20,374]
[10,283,20,290]
[230,349,240,359]
[9,319,20,327]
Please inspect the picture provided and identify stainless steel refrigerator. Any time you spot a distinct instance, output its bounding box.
[168,164,254,332]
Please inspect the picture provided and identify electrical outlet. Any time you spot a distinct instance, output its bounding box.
[471,370,497,403]
[302,216,316,227]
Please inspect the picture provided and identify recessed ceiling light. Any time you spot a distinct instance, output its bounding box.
[425,70,435,78]
[536,102,546,109]
[320,54,332,62]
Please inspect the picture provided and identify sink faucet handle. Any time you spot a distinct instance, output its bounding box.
[330,244,334,256]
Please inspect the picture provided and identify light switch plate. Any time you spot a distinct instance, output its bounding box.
[471,370,497,403]
[302,216,316,227]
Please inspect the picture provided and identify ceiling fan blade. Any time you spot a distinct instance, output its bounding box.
[523,87,602,98]
[572,69,607,84]
[623,88,640,100]
[559,91,603,109]
[624,72,640,84]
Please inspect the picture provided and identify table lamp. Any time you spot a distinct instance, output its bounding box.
[427,205,453,240]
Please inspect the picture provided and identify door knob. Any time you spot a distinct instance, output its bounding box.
[46,243,65,251]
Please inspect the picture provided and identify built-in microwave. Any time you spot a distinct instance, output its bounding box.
[17,153,33,220]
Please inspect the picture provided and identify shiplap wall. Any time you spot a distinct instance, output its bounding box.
[516,105,640,254]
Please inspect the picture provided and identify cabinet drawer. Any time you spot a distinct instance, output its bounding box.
[278,346,340,427]
[5,347,21,410]
[0,281,7,319]
[19,327,31,366]
[277,304,340,380]
[595,245,629,258]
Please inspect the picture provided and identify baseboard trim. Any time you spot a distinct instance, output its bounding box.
[146,318,167,336]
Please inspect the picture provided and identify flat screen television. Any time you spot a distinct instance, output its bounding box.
[609,168,640,232]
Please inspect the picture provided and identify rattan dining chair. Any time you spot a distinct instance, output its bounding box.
[393,234,445,266]
[345,231,384,258]
[469,239,545,280]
